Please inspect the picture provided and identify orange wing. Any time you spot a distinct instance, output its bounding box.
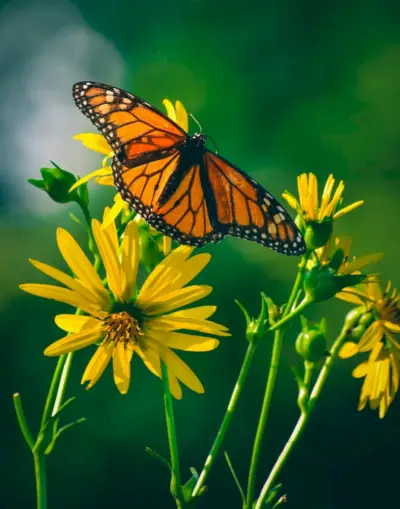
[73,81,186,167]
[204,152,305,255]
[113,157,220,247]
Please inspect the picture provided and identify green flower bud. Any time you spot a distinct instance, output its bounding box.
[304,219,333,250]
[29,162,82,204]
[236,293,269,344]
[139,234,163,272]
[304,265,366,302]
[295,325,327,362]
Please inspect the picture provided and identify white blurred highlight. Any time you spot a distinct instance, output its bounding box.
[0,0,123,215]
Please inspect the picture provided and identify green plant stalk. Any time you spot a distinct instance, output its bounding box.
[254,326,349,509]
[245,253,310,508]
[161,362,184,508]
[191,340,258,499]
[33,450,47,509]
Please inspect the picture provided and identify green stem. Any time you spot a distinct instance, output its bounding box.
[161,362,184,508]
[40,355,67,429]
[245,253,310,508]
[191,340,258,499]
[33,451,47,509]
[254,326,349,509]
[51,352,74,416]
[13,393,34,450]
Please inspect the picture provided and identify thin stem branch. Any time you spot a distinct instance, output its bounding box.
[245,253,310,508]
[51,352,74,416]
[191,341,258,499]
[40,355,67,430]
[13,394,34,450]
[254,326,349,509]
[161,362,184,507]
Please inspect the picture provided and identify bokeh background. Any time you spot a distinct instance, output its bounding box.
[2,0,400,507]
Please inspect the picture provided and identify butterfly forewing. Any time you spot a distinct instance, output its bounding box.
[73,82,186,167]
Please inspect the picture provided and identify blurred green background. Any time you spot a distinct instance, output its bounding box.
[2,0,400,507]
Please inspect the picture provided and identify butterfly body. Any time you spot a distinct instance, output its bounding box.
[73,81,305,255]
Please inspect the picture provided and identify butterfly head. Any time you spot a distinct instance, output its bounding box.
[189,132,207,150]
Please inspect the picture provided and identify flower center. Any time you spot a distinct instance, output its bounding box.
[102,311,141,345]
[377,297,400,325]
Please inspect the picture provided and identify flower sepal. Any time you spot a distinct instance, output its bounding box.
[304,264,366,302]
[236,293,272,344]
[29,162,85,206]
[295,317,328,363]
[304,219,333,250]
[182,467,206,506]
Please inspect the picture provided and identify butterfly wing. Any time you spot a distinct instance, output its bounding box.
[113,156,222,247]
[203,151,305,255]
[73,81,186,167]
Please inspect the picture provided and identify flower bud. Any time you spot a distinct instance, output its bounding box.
[295,321,327,363]
[29,163,83,205]
[304,265,366,302]
[304,219,333,250]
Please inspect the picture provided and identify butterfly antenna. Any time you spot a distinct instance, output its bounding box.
[205,135,220,154]
[189,113,203,133]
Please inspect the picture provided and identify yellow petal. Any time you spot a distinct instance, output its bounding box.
[121,221,139,301]
[45,327,103,356]
[340,252,383,275]
[352,361,369,378]
[318,175,335,219]
[74,133,112,156]
[162,99,177,122]
[297,174,308,214]
[382,321,400,333]
[358,321,382,352]
[175,100,188,133]
[55,314,102,333]
[168,306,217,320]
[28,258,101,305]
[335,289,365,305]
[146,316,229,335]
[20,284,101,315]
[339,342,359,359]
[324,180,344,217]
[81,341,114,389]
[147,331,220,352]
[148,339,204,393]
[113,342,134,394]
[333,200,364,220]
[102,196,125,231]
[92,219,122,301]
[135,344,161,378]
[281,191,299,211]
[168,371,182,399]
[96,175,114,186]
[307,173,318,221]
[144,285,213,315]
[69,167,112,192]
[137,246,193,305]
[56,228,110,308]
[163,236,172,256]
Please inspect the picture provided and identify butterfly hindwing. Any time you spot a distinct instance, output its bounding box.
[113,156,221,247]
[73,81,186,168]
[204,152,305,255]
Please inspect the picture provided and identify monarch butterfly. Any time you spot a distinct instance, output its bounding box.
[73,81,305,256]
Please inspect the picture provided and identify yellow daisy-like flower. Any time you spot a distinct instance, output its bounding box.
[339,281,400,417]
[282,173,364,223]
[351,341,400,419]
[307,235,383,275]
[71,99,189,228]
[20,214,229,398]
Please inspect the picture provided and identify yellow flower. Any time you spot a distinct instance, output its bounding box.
[307,235,383,275]
[282,173,364,223]
[351,341,400,418]
[20,213,229,398]
[71,99,189,228]
[339,281,400,417]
